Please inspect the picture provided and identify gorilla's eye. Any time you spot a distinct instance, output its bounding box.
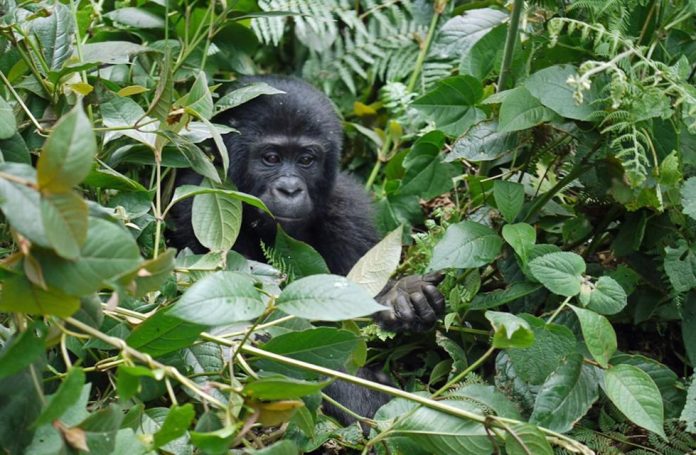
[263,152,281,165]
[298,155,315,166]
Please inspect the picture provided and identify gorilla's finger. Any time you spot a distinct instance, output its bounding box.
[394,294,415,323]
[423,284,445,314]
[423,270,445,285]
[377,307,398,328]
[410,291,437,324]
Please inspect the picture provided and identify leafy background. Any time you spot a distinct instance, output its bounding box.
[1,0,696,454]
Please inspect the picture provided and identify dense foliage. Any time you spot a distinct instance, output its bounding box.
[1,0,696,453]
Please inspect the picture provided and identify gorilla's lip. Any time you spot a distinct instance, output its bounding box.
[274,215,306,222]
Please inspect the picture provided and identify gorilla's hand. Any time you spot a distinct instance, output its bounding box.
[374,271,445,333]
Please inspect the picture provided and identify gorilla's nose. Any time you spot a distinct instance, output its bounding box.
[273,177,304,199]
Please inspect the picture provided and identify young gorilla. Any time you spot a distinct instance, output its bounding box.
[168,75,445,421]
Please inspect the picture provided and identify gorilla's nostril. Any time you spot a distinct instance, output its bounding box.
[277,186,302,198]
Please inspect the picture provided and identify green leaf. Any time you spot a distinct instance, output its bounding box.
[37,103,97,193]
[0,132,31,164]
[681,177,696,220]
[604,364,667,439]
[400,131,458,199]
[429,221,503,270]
[101,96,158,148]
[412,76,486,136]
[169,184,270,215]
[528,252,586,297]
[34,367,85,427]
[485,311,534,348]
[105,7,165,28]
[114,248,176,298]
[29,3,74,70]
[581,276,627,315]
[434,8,508,58]
[504,423,553,455]
[664,240,696,293]
[164,132,221,183]
[502,223,536,263]
[126,309,206,357]
[215,82,285,114]
[1,274,80,317]
[36,218,142,296]
[392,399,492,455]
[41,192,88,260]
[530,353,600,432]
[447,120,516,162]
[258,328,359,378]
[524,65,596,121]
[0,322,47,379]
[570,305,616,368]
[153,404,195,448]
[494,180,524,222]
[192,180,242,252]
[680,373,696,432]
[347,226,402,297]
[507,315,577,384]
[498,87,555,133]
[190,427,236,454]
[0,95,16,140]
[169,271,265,325]
[179,72,214,120]
[276,274,384,321]
[0,168,49,247]
[470,282,542,310]
[273,225,330,281]
[244,376,330,400]
[252,440,299,455]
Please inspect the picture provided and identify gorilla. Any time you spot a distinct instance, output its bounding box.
[167,75,445,423]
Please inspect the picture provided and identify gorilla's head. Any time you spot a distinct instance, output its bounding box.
[218,76,342,228]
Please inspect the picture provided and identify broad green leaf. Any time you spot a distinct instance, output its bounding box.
[530,353,600,432]
[116,365,160,402]
[117,85,149,97]
[169,271,265,325]
[80,41,147,64]
[570,305,616,368]
[681,176,696,220]
[505,423,553,455]
[126,309,206,357]
[0,169,49,247]
[153,404,195,448]
[179,72,214,120]
[34,368,85,427]
[392,399,492,455]
[29,2,74,70]
[0,132,31,164]
[276,274,384,321]
[1,274,80,317]
[78,405,124,453]
[105,7,165,28]
[412,76,486,136]
[447,120,516,162]
[37,218,142,297]
[681,373,696,432]
[37,104,97,193]
[101,96,158,148]
[190,427,237,454]
[41,192,88,260]
[494,180,524,222]
[525,65,596,121]
[485,311,534,348]
[664,240,696,293]
[470,282,542,310]
[502,223,536,262]
[528,252,586,297]
[258,328,359,378]
[459,24,508,80]
[448,384,522,419]
[274,225,330,281]
[0,95,16,140]
[604,364,667,439]
[347,226,402,296]
[252,440,299,455]
[169,184,270,215]
[581,276,627,315]
[215,82,285,114]
[433,8,508,58]
[498,87,555,133]
[145,55,174,122]
[164,132,220,183]
[192,180,242,252]
[429,221,503,270]
[244,376,330,400]
[400,131,458,199]
[114,249,176,298]
[507,315,577,384]
[0,322,47,379]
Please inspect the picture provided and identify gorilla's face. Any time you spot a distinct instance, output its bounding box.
[246,134,326,224]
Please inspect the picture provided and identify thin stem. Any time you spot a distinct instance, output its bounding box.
[547,295,572,324]
[405,1,445,93]
[364,134,391,190]
[497,0,524,91]
[153,154,163,258]
[435,346,496,397]
[0,70,45,134]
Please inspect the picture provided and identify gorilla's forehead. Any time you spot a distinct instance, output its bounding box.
[256,133,325,151]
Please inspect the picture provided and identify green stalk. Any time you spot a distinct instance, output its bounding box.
[405,1,446,93]
[497,0,524,91]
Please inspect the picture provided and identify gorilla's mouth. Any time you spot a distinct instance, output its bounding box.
[275,215,306,223]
